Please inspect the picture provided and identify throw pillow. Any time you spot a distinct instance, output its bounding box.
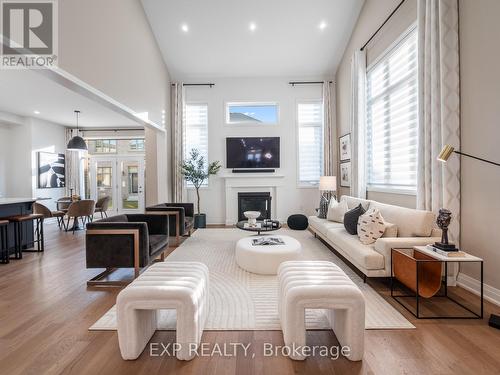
[357,209,389,245]
[327,199,348,223]
[343,204,366,235]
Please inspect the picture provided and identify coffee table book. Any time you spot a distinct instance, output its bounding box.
[423,244,466,257]
[413,245,481,262]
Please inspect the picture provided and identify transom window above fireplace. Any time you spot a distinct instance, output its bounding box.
[225,102,279,125]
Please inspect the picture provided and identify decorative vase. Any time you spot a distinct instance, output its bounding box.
[318,194,330,219]
[194,213,206,229]
[244,211,261,227]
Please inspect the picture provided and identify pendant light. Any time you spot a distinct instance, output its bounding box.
[67,110,87,151]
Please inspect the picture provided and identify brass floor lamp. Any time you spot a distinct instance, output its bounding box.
[438,144,500,329]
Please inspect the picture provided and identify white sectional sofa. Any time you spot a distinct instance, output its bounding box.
[308,196,441,279]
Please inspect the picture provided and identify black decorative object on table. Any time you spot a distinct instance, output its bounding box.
[287,214,308,230]
[434,208,457,251]
[343,204,366,235]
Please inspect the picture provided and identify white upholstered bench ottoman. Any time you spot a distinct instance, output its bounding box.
[116,261,209,361]
[278,261,365,361]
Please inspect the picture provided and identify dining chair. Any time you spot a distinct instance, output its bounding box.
[33,202,65,229]
[56,197,73,211]
[94,196,111,218]
[64,200,95,234]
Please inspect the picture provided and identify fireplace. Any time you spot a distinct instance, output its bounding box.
[238,192,272,221]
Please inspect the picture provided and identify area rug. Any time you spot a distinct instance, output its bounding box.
[90,228,414,331]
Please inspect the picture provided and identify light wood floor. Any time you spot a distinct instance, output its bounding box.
[0,221,499,375]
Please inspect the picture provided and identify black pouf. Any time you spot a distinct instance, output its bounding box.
[287,214,309,230]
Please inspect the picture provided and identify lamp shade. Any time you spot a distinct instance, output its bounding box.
[438,144,455,162]
[319,176,337,191]
[67,135,87,151]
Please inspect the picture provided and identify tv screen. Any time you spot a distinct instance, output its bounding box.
[226,137,280,169]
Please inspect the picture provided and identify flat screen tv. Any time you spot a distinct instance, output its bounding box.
[226,137,280,169]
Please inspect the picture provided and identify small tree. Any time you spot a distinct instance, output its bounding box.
[181,149,221,215]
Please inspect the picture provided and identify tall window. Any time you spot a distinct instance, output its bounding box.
[129,139,145,152]
[90,139,117,154]
[366,27,418,192]
[184,103,209,185]
[297,101,324,186]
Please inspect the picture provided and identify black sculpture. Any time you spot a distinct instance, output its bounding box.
[434,208,457,251]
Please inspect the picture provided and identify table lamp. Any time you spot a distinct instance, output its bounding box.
[438,144,500,329]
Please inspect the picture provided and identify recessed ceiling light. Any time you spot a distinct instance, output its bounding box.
[33,110,40,115]
[318,21,327,30]
[249,22,257,32]
[181,23,189,33]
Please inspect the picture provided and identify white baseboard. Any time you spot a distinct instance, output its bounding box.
[447,276,457,287]
[457,273,500,307]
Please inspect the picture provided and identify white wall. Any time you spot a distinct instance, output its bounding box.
[58,0,172,204]
[0,117,67,209]
[0,121,32,198]
[184,77,328,224]
[459,0,500,293]
[0,124,11,197]
[30,118,67,210]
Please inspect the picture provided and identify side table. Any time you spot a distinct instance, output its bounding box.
[391,246,483,319]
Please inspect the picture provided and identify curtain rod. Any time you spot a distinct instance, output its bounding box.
[78,128,145,132]
[289,81,333,86]
[360,0,407,51]
[171,83,215,87]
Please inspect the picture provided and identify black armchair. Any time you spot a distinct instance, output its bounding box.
[85,213,169,286]
[146,203,195,245]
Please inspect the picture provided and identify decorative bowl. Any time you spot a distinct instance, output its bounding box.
[244,211,261,226]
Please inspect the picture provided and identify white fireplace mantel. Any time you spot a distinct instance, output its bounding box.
[222,173,286,225]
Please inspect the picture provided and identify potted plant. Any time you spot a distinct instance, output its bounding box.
[181,149,221,228]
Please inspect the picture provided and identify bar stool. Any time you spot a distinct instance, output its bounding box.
[0,220,9,264]
[7,214,44,259]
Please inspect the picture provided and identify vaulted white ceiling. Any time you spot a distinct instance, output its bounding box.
[141,0,364,80]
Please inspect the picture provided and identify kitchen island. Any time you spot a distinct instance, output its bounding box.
[0,198,37,256]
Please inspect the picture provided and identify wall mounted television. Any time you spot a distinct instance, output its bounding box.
[226,137,280,169]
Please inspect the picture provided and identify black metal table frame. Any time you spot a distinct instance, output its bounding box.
[390,248,483,319]
[236,220,281,236]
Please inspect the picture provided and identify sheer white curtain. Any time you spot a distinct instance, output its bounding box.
[323,81,337,180]
[64,128,81,197]
[350,50,367,198]
[171,82,186,203]
[417,0,461,245]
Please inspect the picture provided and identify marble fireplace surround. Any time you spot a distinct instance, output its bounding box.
[221,173,285,226]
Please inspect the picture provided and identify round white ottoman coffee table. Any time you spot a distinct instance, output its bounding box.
[235,235,302,275]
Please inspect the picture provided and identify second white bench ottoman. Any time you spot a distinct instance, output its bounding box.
[117,261,209,361]
[278,260,365,361]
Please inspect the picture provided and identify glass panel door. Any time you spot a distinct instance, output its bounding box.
[94,160,115,212]
[119,158,144,213]
[89,157,145,215]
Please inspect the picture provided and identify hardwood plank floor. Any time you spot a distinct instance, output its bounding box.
[0,221,499,375]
